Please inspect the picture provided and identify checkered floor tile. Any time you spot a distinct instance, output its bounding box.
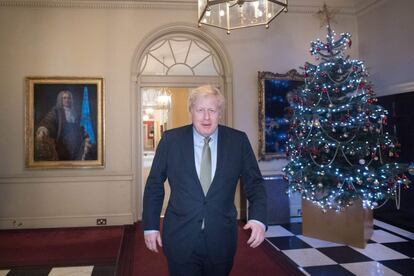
[266,219,414,275]
[0,265,114,276]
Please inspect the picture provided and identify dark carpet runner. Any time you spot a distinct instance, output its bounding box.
[0,226,123,269]
[1,222,302,275]
[120,222,303,276]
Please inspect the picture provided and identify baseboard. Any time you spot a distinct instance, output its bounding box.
[0,213,133,230]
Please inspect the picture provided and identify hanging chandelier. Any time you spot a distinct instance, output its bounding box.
[142,87,171,110]
[198,0,288,34]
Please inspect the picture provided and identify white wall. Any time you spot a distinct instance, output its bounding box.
[357,0,414,96]
[0,0,359,229]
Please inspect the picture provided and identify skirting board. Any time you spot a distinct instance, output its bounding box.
[0,213,133,229]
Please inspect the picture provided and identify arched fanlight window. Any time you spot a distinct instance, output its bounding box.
[140,36,222,76]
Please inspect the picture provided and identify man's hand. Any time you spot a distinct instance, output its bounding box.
[243,221,265,248]
[144,231,163,253]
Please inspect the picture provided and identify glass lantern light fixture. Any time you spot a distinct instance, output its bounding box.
[142,87,171,110]
[198,0,288,34]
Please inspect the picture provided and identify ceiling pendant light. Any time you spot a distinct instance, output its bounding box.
[198,0,288,34]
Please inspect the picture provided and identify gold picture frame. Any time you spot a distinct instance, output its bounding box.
[25,77,105,168]
[258,70,304,160]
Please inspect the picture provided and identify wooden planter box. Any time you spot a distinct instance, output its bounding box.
[302,199,373,248]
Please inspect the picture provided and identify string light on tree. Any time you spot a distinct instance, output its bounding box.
[283,4,411,211]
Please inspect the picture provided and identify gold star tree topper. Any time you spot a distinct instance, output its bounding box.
[316,3,340,28]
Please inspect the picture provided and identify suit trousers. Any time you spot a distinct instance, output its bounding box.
[167,230,234,276]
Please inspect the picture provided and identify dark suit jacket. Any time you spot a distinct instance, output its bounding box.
[143,124,267,264]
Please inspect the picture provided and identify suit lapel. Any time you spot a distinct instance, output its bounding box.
[182,125,206,197]
[208,125,225,195]
[182,125,199,182]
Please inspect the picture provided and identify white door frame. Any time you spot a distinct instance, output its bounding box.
[130,23,233,221]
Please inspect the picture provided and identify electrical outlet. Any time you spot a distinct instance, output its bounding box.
[96,218,107,225]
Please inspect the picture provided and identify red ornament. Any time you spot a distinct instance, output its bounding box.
[311,147,319,155]
[348,39,352,48]
[387,181,395,188]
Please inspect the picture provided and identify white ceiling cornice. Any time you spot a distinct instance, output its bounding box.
[353,0,387,16]
[0,0,384,15]
[0,0,196,10]
[0,0,353,13]
[288,0,355,15]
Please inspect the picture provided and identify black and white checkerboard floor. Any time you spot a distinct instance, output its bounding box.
[0,265,114,276]
[266,218,414,275]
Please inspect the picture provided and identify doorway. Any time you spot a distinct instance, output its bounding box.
[142,87,192,215]
[133,25,233,221]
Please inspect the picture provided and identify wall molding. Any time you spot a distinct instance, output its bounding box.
[376,81,414,97]
[289,4,354,15]
[0,0,196,9]
[0,171,133,184]
[0,213,133,229]
[354,0,387,16]
[0,0,358,15]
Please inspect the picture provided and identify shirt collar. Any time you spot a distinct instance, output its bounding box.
[193,126,218,144]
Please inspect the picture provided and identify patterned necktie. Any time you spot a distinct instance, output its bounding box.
[200,136,211,195]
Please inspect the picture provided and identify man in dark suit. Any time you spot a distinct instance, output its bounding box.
[143,85,267,276]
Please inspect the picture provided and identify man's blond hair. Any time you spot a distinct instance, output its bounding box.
[188,85,225,113]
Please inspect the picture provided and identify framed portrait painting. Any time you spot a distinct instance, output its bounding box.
[258,70,304,160]
[25,77,105,168]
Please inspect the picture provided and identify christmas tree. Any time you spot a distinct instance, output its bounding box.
[283,7,411,212]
